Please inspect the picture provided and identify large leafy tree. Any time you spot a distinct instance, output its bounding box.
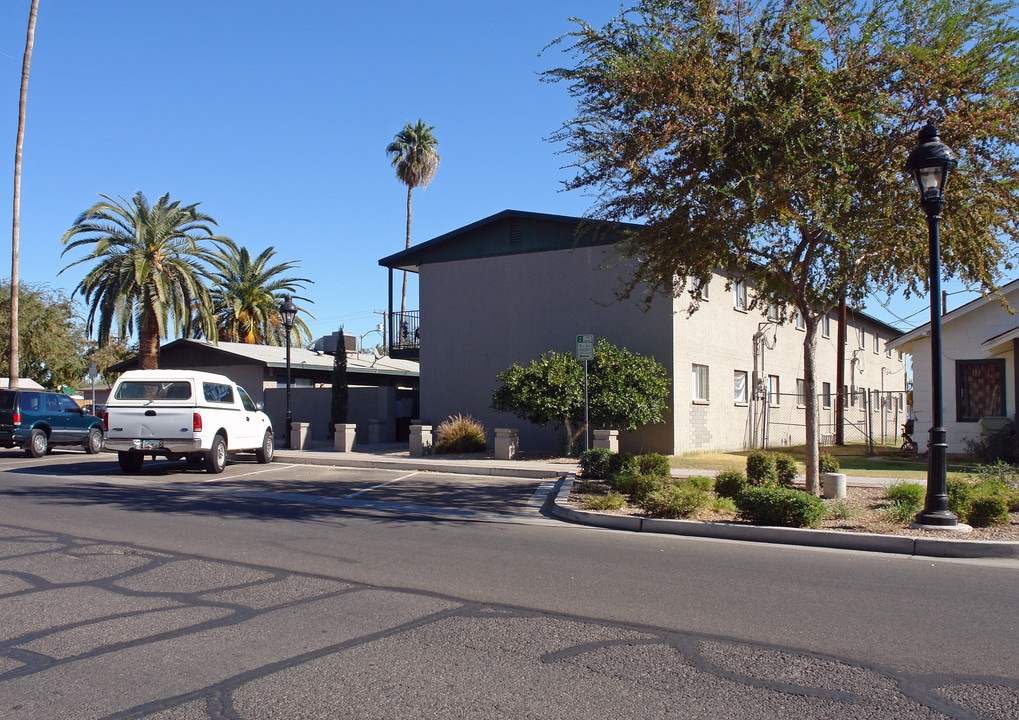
[206,239,313,345]
[0,281,86,388]
[59,192,225,370]
[492,338,670,451]
[544,0,1019,491]
[386,119,440,318]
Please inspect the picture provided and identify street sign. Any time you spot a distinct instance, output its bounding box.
[576,334,594,360]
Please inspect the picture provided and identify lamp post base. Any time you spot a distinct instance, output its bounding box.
[910,518,973,532]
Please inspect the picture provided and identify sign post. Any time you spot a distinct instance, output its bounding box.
[576,334,594,452]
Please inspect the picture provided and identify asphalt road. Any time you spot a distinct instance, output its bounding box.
[1,451,1018,719]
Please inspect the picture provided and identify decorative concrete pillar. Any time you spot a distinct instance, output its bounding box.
[334,423,357,452]
[593,429,619,453]
[494,428,519,460]
[410,424,432,456]
[822,472,847,499]
[290,422,311,450]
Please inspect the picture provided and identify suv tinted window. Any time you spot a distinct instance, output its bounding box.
[0,391,15,410]
[22,392,43,412]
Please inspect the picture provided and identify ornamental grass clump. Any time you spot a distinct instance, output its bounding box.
[639,479,710,519]
[433,413,487,454]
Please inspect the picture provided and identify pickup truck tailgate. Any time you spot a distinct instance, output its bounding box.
[105,405,194,440]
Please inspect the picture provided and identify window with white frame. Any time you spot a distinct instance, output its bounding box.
[885,346,892,358]
[821,313,831,338]
[768,375,780,407]
[689,276,709,300]
[693,364,710,402]
[733,281,748,311]
[734,371,748,404]
[822,382,832,408]
[857,326,866,349]
[767,304,780,321]
[873,333,880,354]
[796,379,806,407]
[795,311,806,331]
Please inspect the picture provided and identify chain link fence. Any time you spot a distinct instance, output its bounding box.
[749,390,910,454]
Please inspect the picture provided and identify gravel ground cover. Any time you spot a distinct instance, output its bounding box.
[567,482,1019,541]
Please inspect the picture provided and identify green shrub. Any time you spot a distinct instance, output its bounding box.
[967,495,1011,528]
[947,478,976,520]
[819,453,840,475]
[616,453,639,475]
[433,413,488,454]
[974,460,1019,490]
[714,469,748,500]
[773,453,798,487]
[685,475,714,492]
[628,472,667,502]
[735,486,827,528]
[639,481,710,519]
[885,499,920,524]
[608,469,639,495]
[573,480,606,495]
[579,448,616,479]
[712,496,737,514]
[746,452,778,487]
[582,492,628,512]
[636,453,672,479]
[826,499,852,520]
[886,482,926,507]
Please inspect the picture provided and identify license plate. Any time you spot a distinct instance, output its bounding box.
[141,440,162,449]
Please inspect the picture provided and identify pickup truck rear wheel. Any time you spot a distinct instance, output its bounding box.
[118,451,144,473]
[26,429,48,458]
[205,434,227,474]
[255,430,274,464]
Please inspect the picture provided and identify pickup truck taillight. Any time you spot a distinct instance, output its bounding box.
[103,411,108,431]
[193,413,203,432]
[12,412,20,426]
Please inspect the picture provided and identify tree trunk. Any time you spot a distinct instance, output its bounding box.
[138,313,161,370]
[802,314,821,494]
[10,0,39,389]
[400,184,412,320]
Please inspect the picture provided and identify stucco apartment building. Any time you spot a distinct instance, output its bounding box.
[380,210,907,455]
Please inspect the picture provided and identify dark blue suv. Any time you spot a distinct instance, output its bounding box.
[0,389,104,457]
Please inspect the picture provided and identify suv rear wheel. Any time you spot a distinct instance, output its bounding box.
[26,428,48,458]
[84,427,103,454]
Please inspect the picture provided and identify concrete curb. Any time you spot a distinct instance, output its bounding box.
[272,450,568,480]
[550,474,1019,560]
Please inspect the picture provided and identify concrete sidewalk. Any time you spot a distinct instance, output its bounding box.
[271,444,1019,560]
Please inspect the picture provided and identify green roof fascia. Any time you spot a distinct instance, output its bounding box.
[378,209,637,273]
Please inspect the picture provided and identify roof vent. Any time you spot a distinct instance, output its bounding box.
[509,222,522,246]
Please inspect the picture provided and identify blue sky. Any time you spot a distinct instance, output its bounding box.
[0,0,981,355]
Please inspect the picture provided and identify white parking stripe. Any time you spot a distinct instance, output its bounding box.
[346,471,420,498]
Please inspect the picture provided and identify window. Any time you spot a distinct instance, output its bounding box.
[956,359,1006,422]
[733,281,748,311]
[693,364,710,402]
[822,382,832,408]
[873,333,880,354]
[796,379,806,407]
[821,314,831,338]
[734,371,748,404]
[795,311,806,331]
[768,375,780,407]
[857,326,866,349]
[203,382,234,404]
[767,304,779,321]
[689,277,709,300]
[886,346,892,359]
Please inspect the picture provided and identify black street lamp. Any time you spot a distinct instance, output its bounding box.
[904,123,959,527]
[279,294,298,449]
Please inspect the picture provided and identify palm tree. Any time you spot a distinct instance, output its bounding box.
[10,0,40,390]
[385,119,440,318]
[59,191,224,370]
[206,239,313,345]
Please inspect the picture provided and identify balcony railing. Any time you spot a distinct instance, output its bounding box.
[390,311,420,358]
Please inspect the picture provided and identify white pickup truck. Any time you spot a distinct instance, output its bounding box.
[104,369,274,474]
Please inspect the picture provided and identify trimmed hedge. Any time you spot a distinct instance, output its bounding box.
[735,486,827,528]
[714,469,748,500]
